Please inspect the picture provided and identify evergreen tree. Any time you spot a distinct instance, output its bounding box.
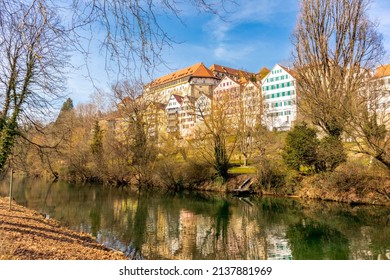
[91,120,103,157]
[283,123,319,172]
[55,98,74,124]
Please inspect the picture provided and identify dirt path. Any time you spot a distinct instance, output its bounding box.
[0,197,127,260]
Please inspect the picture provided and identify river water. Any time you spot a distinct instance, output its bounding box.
[1,178,389,260]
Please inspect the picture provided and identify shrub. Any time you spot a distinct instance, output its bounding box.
[153,159,213,190]
[300,162,390,205]
[256,158,286,193]
[317,136,346,172]
[283,122,319,172]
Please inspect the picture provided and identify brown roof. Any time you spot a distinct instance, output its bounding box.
[245,80,261,89]
[183,95,197,103]
[210,64,255,78]
[375,64,390,77]
[148,101,166,110]
[149,62,216,88]
[171,94,184,105]
[258,67,270,79]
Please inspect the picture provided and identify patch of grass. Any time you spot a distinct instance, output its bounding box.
[228,166,257,174]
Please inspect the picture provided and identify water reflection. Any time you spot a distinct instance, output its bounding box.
[1,178,389,260]
[286,220,349,259]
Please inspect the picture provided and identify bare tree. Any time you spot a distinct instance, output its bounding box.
[345,71,390,168]
[113,81,157,187]
[0,0,68,172]
[68,0,230,79]
[292,0,384,139]
[193,91,238,181]
[0,0,231,176]
[238,82,262,166]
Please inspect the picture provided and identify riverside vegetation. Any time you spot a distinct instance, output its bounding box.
[8,97,390,206]
[0,0,389,206]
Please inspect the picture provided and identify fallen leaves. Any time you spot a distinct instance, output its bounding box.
[0,197,127,260]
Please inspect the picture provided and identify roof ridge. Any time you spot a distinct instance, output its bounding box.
[148,62,218,88]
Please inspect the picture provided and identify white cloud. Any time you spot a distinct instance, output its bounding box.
[213,43,257,64]
[200,0,298,69]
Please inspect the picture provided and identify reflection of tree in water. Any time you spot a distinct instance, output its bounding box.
[2,179,389,260]
[126,194,148,259]
[286,220,349,259]
[215,200,231,243]
[89,205,101,237]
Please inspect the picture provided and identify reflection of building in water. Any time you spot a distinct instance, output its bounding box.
[138,206,268,260]
[348,227,390,260]
[266,226,292,260]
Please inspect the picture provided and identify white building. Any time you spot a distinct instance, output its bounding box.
[180,95,197,138]
[242,81,262,127]
[195,93,212,122]
[261,64,297,131]
[166,94,183,135]
[144,62,219,103]
[375,65,390,118]
[213,76,243,116]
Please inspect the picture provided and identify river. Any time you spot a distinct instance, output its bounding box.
[1,177,389,260]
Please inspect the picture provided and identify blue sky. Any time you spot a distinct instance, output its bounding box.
[67,0,390,106]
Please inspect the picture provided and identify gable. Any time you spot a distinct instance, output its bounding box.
[148,62,216,89]
[262,64,295,85]
[215,76,240,90]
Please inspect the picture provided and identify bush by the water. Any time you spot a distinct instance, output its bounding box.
[299,162,390,205]
[256,158,286,194]
[283,122,346,173]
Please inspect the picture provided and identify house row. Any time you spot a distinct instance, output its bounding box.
[141,63,270,140]
[107,61,389,143]
[141,62,298,141]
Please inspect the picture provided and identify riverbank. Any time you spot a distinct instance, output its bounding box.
[197,171,390,206]
[0,197,127,260]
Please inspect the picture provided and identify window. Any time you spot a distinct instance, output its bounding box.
[272,94,275,98]
[287,91,291,96]
[277,93,280,97]
[282,92,285,97]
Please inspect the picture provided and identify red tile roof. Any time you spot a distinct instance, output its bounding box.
[171,94,184,105]
[375,64,390,78]
[149,63,216,88]
[209,64,255,78]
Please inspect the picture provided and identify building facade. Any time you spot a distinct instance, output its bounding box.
[213,76,243,117]
[144,62,219,103]
[261,64,297,131]
[375,64,390,117]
